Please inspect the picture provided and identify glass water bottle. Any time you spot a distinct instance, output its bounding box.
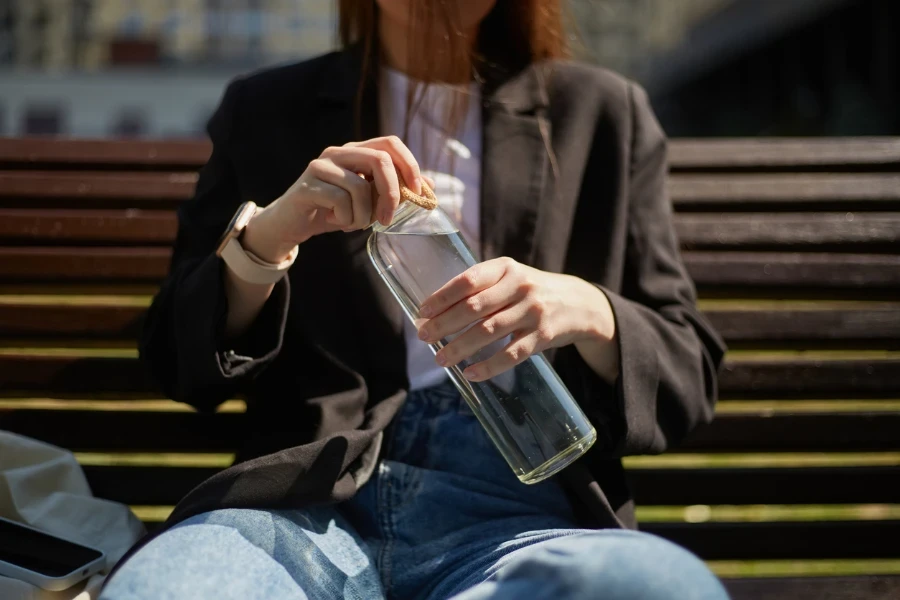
[367,201,597,484]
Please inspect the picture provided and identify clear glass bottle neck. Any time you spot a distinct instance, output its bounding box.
[369,201,425,233]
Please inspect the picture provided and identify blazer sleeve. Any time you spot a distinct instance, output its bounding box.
[139,78,291,413]
[556,82,726,456]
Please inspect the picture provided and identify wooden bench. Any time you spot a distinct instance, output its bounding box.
[1,136,898,599]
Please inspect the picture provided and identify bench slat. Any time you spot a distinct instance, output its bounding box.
[680,413,900,452]
[0,247,170,281]
[2,411,240,451]
[629,466,900,505]
[723,576,900,600]
[0,138,211,169]
[4,407,897,452]
[0,172,197,201]
[0,304,146,338]
[5,172,900,209]
[644,520,900,560]
[3,248,899,290]
[703,308,900,344]
[6,137,900,173]
[0,355,156,395]
[2,355,898,398]
[685,252,900,289]
[718,359,900,398]
[668,138,900,170]
[80,464,900,507]
[676,213,900,249]
[3,304,898,343]
[0,209,177,244]
[5,210,900,250]
[670,174,900,207]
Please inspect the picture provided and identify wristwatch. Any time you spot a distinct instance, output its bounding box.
[216,201,298,285]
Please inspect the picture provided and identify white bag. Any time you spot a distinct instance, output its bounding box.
[0,431,145,600]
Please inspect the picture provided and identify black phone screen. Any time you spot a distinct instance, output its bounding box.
[0,519,103,577]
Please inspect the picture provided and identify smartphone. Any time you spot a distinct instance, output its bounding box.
[0,517,106,591]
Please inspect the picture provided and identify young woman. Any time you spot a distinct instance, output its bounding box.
[102,1,729,598]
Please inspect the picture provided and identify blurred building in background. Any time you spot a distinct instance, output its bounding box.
[570,0,728,78]
[0,0,334,136]
[2,0,332,69]
[641,0,900,136]
[0,0,897,137]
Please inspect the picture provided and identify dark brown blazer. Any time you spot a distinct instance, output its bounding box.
[139,49,726,538]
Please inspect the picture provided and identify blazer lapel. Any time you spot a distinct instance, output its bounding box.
[303,55,559,387]
[481,65,556,266]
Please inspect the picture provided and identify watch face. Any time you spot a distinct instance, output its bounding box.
[216,202,257,257]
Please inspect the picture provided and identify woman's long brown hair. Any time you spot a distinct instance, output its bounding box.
[338,0,568,164]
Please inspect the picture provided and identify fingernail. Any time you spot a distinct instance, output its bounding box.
[417,327,430,341]
[436,354,448,367]
[419,304,433,318]
[381,210,393,226]
[463,366,478,380]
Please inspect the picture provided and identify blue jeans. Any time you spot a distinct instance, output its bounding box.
[102,382,729,599]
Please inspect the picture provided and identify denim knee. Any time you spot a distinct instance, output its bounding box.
[488,530,729,600]
[100,510,305,600]
[176,508,282,550]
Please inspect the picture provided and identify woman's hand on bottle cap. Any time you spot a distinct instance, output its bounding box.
[252,136,423,248]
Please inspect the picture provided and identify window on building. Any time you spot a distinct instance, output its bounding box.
[110,109,149,138]
[27,4,51,67]
[22,104,66,135]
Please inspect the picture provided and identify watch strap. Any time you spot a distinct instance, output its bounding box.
[220,237,297,285]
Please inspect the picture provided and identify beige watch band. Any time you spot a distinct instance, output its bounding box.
[220,236,297,285]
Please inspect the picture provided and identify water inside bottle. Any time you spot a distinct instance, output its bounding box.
[368,222,596,483]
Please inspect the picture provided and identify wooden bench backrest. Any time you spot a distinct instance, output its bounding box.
[0,137,899,571]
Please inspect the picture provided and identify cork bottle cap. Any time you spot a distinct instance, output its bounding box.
[399,177,438,210]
